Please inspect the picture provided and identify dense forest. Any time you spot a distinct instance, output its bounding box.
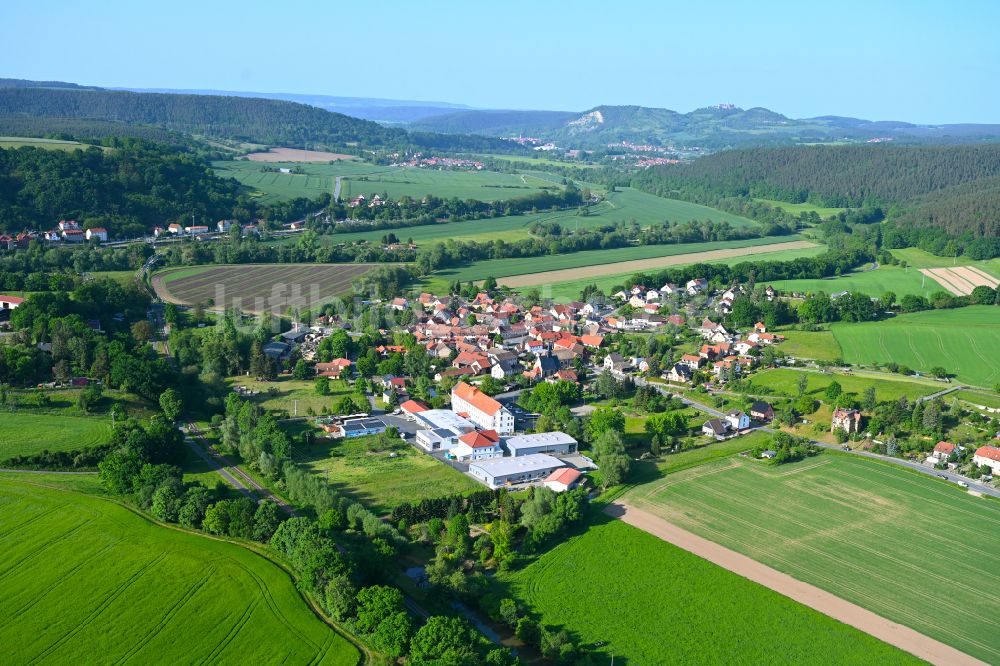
[0,142,246,236]
[632,144,1000,257]
[0,87,523,154]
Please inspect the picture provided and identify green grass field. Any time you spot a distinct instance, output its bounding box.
[749,368,941,402]
[213,160,558,204]
[299,187,760,249]
[502,516,919,665]
[296,435,480,514]
[771,264,940,298]
[0,136,106,152]
[831,306,1000,387]
[226,377,354,416]
[537,244,825,300]
[754,198,847,217]
[777,329,843,361]
[890,247,1000,275]
[625,454,1000,664]
[0,476,358,665]
[953,389,1000,409]
[0,412,113,460]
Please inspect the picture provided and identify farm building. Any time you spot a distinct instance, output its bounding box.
[451,381,514,434]
[450,429,503,462]
[544,468,582,492]
[0,295,25,311]
[468,454,565,489]
[339,418,386,439]
[504,432,578,457]
[414,409,476,452]
[973,446,1000,474]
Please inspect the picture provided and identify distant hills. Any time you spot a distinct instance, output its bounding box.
[0,79,516,153]
[410,104,1000,149]
[3,78,1000,152]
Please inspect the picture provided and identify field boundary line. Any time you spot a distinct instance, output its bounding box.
[606,502,989,666]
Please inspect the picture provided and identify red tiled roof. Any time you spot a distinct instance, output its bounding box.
[459,429,499,448]
[0,295,25,305]
[934,441,955,454]
[400,399,429,414]
[544,467,581,486]
[975,446,1000,463]
[452,381,503,416]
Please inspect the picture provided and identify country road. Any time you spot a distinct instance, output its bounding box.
[333,175,342,202]
[605,502,988,666]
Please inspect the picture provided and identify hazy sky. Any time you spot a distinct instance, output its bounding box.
[4,0,999,123]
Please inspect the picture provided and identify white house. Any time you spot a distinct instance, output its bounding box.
[702,418,729,440]
[451,381,514,434]
[0,295,25,311]
[413,409,476,452]
[973,446,1000,475]
[725,410,750,431]
[450,429,504,462]
[84,227,108,242]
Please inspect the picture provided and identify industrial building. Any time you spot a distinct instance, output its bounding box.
[503,432,578,457]
[468,453,565,489]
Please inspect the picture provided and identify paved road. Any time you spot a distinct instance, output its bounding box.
[631,376,1000,499]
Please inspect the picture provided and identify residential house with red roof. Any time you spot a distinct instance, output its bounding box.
[451,381,514,434]
[451,429,503,462]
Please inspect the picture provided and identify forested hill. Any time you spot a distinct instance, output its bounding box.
[0,87,407,149]
[0,87,520,153]
[632,143,1000,257]
[0,142,249,237]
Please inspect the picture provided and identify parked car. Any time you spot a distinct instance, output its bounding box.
[936,474,948,479]
[957,480,969,488]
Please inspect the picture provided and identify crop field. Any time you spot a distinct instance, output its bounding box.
[484,239,818,287]
[528,243,826,301]
[297,434,480,513]
[243,147,356,162]
[0,477,358,665]
[749,367,941,402]
[776,329,843,361]
[771,264,940,298]
[153,263,375,312]
[0,136,105,152]
[502,517,919,665]
[832,306,1000,387]
[624,454,1000,664]
[0,412,112,459]
[754,198,847,217]
[919,266,999,296]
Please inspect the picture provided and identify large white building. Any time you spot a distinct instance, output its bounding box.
[504,432,578,457]
[468,453,565,489]
[413,409,476,452]
[451,382,514,435]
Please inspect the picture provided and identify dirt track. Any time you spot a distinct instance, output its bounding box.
[497,240,818,287]
[606,502,987,666]
[244,147,355,162]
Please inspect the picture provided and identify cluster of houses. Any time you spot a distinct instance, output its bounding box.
[26,220,109,245]
[346,194,389,209]
[392,155,485,170]
[153,220,262,239]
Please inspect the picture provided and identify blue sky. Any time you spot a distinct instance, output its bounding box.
[3,0,999,123]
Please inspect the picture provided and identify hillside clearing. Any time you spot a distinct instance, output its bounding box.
[243,147,356,162]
